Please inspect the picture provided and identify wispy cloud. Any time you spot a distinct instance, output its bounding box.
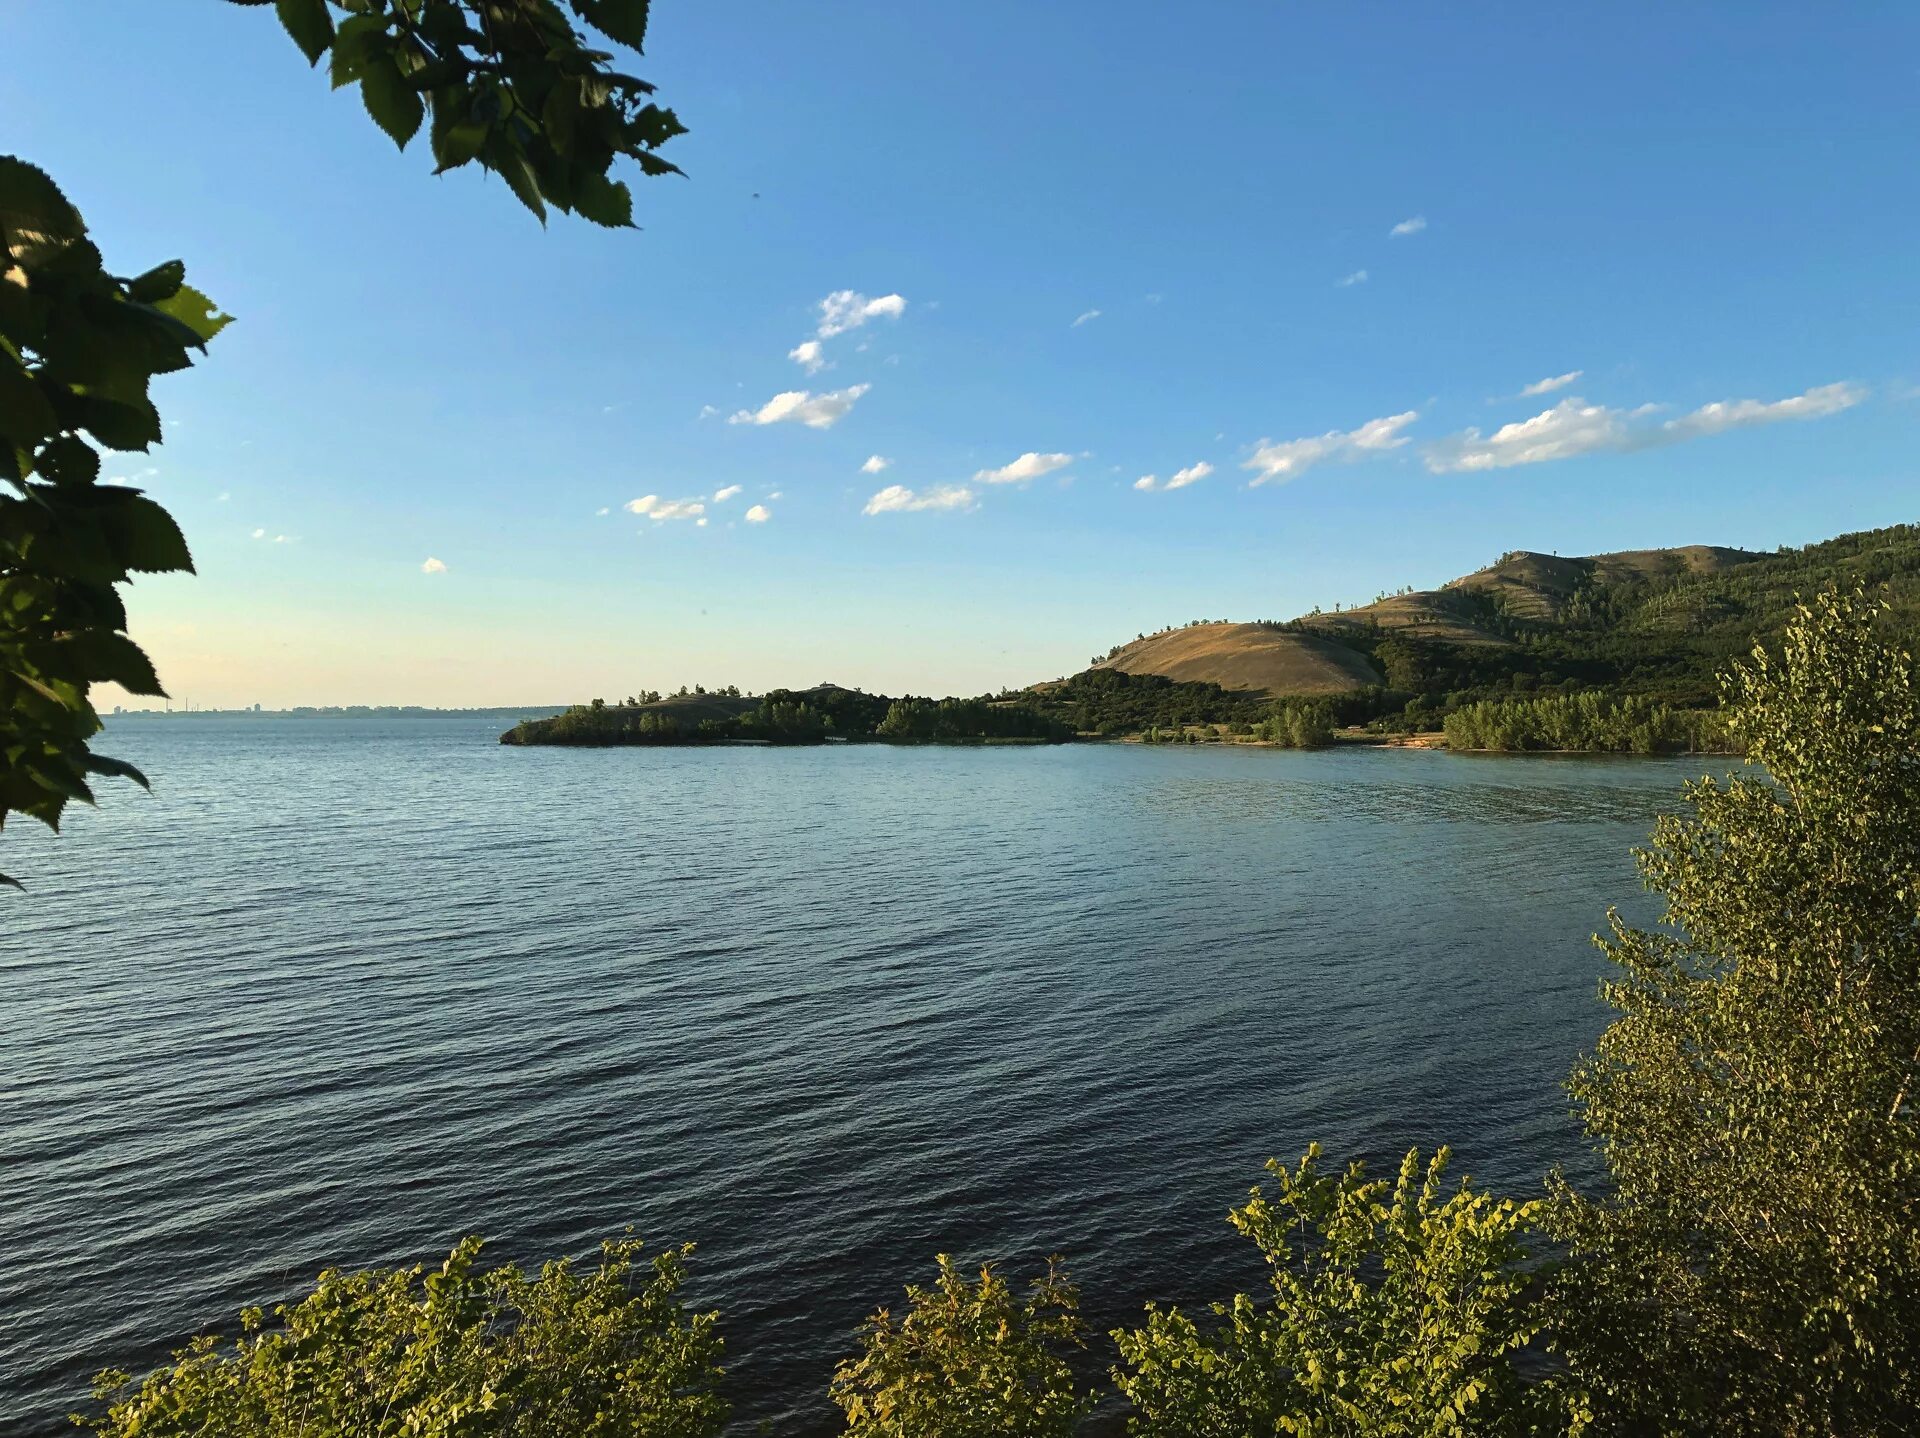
[698,404,720,420]
[863,483,975,515]
[1072,308,1102,327]
[713,484,743,502]
[1134,460,1214,493]
[745,504,771,523]
[729,384,871,430]
[626,495,709,521]
[1425,381,1865,473]
[973,451,1075,485]
[421,557,447,575]
[788,339,829,375]
[1244,412,1419,486]
[861,454,892,474]
[1390,216,1427,237]
[1336,269,1369,287]
[1520,370,1583,397]
[817,290,907,338]
[250,527,293,543]
[596,506,611,516]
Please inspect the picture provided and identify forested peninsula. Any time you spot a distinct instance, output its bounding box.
[504,521,1920,753]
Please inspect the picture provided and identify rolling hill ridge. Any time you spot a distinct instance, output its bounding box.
[1076,525,1920,713]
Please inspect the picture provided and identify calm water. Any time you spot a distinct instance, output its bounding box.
[1,717,1709,1432]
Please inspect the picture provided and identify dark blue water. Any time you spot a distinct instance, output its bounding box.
[0,718,1705,1431]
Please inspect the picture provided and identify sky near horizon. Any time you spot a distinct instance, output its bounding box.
[9,2,1920,707]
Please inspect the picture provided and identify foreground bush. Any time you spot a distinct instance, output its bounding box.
[1115,1145,1584,1437]
[831,1256,1094,1437]
[1552,589,1920,1433]
[82,1235,726,1438]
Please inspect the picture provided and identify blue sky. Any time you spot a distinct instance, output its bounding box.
[10,2,1919,706]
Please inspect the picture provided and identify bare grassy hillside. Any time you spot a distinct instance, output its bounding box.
[1095,624,1381,694]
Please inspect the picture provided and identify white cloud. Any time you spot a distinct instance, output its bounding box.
[860,454,891,474]
[745,504,771,523]
[698,404,720,420]
[768,490,784,499]
[422,557,447,575]
[1072,308,1102,327]
[1425,382,1865,473]
[249,527,293,543]
[788,339,828,375]
[1663,381,1864,439]
[1520,370,1584,397]
[251,527,265,539]
[697,517,708,527]
[596,506,610,516]
[216,491,230,502]
[1390,216,1427,237]
[863,483,975,515]
[626,495,709,521]
[1244,412,1419,486]
[1135,460,1214,493]
[713,484,743,502]
[729,384,871,430]
[1336,269,1369,287]
[973,451,1074,485]
[816,290,907,338]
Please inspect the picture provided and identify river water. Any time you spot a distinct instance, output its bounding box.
[1,716,1713,1431]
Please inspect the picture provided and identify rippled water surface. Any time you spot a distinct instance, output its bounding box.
[2,717,1713,1431]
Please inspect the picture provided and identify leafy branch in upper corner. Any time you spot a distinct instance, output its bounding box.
[0,1,684,888]
[0,158,229,884]
[229,0,686,226]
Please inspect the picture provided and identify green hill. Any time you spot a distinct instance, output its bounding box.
[1059,522,1920,732]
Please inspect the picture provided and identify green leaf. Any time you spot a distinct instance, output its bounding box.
[127,259,186,304]
[570,0,651,51]
[0,343,58,445]
[107,493,195,574]
[78,393,162,452]
[491,147,548,224]
[275,0,336,66]
[572,173,633,229]
[57,631,164,695]
[436,128,489,175]
[152,284,234,344]
[0,155,87,247]
[36,434,99,486]
[329,13,392,89]
[84,752,151,791]
[360,57,425,149]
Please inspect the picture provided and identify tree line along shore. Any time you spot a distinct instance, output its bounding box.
[505,522,1920,757]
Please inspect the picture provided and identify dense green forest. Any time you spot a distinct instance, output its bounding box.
[501,686,1069,746]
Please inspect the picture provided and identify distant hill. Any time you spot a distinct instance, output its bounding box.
[1074,524,1920,715]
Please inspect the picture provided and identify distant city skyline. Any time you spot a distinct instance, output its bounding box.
[11,1,1918,707]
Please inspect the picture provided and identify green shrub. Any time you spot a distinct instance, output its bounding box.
[1551,589,1920,1433]
[830,1255,1093,1437]
[1115,1145,1584,1437]
[81,1235,726,1438]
